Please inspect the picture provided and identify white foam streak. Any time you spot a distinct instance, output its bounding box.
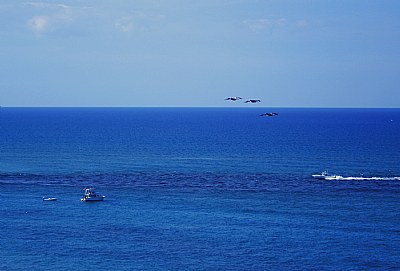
[325,176,400,181]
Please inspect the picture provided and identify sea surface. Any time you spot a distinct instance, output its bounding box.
[0,107,399,270]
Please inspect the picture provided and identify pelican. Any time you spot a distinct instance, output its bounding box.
[260,113,278,117]
[245,99,261,103]
[225,97,243,101]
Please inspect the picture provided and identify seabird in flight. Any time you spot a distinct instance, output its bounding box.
[225,97,243,101]
[260,113,278,117]
[245,99,261,103]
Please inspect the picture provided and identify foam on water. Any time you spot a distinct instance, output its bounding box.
[324,176,400,181]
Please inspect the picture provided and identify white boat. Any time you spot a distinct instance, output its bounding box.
[312,171,343,180]
[81,188,106,202]
[312,171,329,179]
[43,197,57,201]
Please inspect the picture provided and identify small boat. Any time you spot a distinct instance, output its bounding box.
[312,171,342,180]
[81,188,106,202]
[43,197,57,201]
[312,171,329,179]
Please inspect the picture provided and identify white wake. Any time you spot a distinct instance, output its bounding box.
[324,176,400,181]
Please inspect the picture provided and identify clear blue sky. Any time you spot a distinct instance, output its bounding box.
[1,0,399,107]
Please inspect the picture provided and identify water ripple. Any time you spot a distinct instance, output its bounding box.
[1,171,399,194]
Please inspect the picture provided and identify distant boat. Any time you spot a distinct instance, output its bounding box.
[81,188,105,202]
[312,171,342,180]
[43,197,57,201]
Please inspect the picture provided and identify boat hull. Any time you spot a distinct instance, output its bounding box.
[311,175,326,179]
[312,174,343,180]
[43,197,57,201]
[81,196,105,202]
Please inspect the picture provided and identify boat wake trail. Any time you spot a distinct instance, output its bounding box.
[325,176,400,181]
[312,171,400,181]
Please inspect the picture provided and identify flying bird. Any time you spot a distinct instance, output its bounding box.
[225,97,243,101]
[245,99,261,103]
[260,113,278,117]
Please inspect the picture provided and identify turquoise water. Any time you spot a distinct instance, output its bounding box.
[1,108,400,270]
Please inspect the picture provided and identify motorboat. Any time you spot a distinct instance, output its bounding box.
[43,197,57,201]
[312,171,329,179]
[81,188,106,202]
[312,171,343,180]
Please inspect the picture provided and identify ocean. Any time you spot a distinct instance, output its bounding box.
[1,107,399,270]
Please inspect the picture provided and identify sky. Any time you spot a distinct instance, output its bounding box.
[0,0,399,107]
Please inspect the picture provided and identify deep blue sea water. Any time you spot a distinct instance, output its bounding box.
[1,107,399,270]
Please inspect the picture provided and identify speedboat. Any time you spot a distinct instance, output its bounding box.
[312,171,329,179]
[43,197,57,201]
[81,188,106,202]
[312,171,343,180]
